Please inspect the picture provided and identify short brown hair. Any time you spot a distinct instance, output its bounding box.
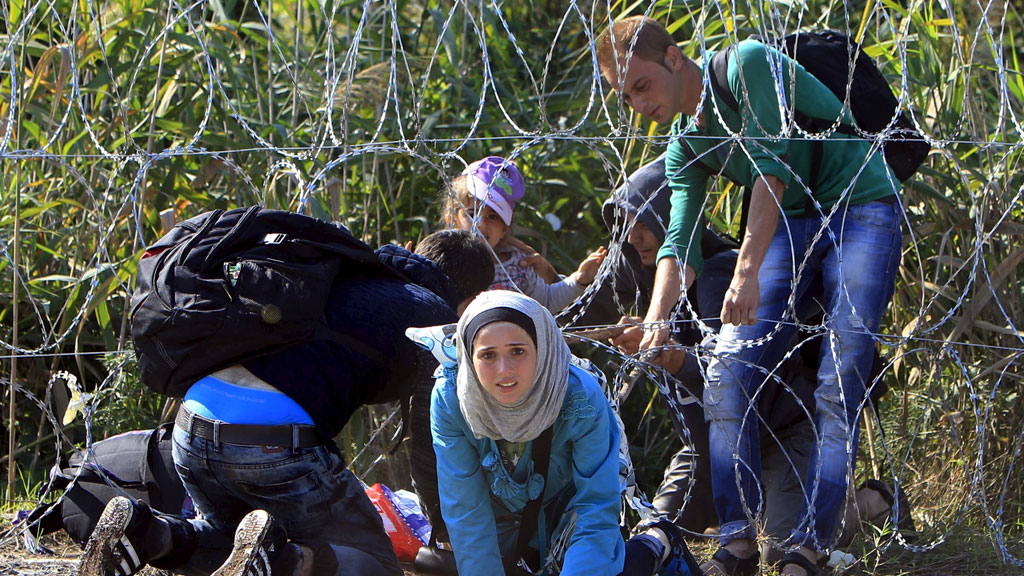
[415,229,494,304]
[596,15,676,77]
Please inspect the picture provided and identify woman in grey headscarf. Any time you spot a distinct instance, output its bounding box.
[427,290,699,576]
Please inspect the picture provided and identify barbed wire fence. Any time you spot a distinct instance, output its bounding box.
[1,0,1022,571]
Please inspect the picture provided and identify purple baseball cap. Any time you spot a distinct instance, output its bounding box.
[461,156,526,226]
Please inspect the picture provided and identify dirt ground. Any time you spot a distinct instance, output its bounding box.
[0,522,420,575]
[7,513,1024,576]
[1,529,111,576]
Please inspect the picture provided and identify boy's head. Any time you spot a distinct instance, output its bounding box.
[604,202,664,267]
[443,156,525,249]
[415,229,495,314]
[624,217,661,267]
[596,16,698,123]
[601,157,673,267]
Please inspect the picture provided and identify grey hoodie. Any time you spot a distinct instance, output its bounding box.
[570,156,736,343]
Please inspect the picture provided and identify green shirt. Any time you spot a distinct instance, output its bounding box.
[659,39,899,275]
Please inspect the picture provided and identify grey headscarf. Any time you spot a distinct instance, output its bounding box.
[456,290,570,442]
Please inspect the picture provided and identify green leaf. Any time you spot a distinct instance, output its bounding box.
[29,274,79,284]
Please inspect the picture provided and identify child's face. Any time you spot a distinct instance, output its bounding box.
[472,321,537,406]
[454,200,508,249]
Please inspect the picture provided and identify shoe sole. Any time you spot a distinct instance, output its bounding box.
[79,497,136,576]
[211,510,273,576]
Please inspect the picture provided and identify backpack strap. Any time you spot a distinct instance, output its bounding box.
[141,423,172,490]
[507,425,554,573]
[672,47,737,178]
[706,47,762,240]
[708,43,819,226]
[710,46,739,112]
[674,134,716,175]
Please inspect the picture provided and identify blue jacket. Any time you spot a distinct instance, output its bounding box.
[431,364,625,576]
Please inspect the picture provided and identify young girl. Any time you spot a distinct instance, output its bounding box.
[442,156,607,314]
[427,290,699,576]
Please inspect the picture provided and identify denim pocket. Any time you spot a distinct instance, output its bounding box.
[173,461,217,519]
[235,468,323,502]
[173,462,195,484]
[845,200,900,233]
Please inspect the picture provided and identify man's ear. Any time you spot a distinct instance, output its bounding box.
[664,44,682,72]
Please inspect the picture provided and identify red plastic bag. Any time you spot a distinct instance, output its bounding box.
[365,483,426,562]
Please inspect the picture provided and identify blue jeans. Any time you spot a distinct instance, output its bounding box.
[704,199,901,552]
[168,426,403,576]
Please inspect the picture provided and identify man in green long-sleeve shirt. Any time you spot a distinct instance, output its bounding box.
[597,16,903,576]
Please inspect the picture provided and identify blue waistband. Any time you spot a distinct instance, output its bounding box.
[183,374,314,426]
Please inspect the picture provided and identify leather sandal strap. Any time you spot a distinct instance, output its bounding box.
[860,478,895,507]
[779,551,823,576]
[711,547,760,576]
[860,478,915,530]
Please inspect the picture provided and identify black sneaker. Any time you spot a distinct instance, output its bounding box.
[211,510,288,576]
[79,496,159,576]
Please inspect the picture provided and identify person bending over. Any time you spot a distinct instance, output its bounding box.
[79,229,494,576]
[598,16,902,576]
[430,290,700,576]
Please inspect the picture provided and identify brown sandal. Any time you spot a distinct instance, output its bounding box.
[778,551,825,576]
[704,547,760,576]
[860,478,916,532]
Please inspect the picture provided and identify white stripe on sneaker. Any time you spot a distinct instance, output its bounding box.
[120,535,141,568]
[251,547,270,576]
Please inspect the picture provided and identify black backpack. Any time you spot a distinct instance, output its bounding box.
[707,30,930,183]
[131,206,401,397]
[21,424,188,547]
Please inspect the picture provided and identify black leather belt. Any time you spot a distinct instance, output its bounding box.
[175,406,324,449]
